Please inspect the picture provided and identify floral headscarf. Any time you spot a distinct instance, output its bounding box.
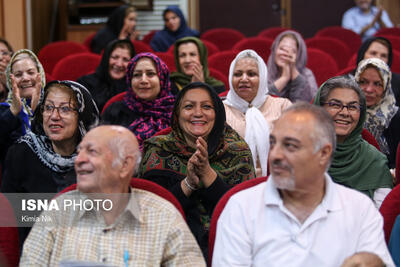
[355,58,398,155]
[125,53,175,147]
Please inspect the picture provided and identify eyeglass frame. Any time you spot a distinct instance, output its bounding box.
[321,100,361,114]
[41,104,78,117]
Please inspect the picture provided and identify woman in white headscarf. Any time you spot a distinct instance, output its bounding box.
[224,49,292,177]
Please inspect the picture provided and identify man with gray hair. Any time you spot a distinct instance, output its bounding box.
[212,103,394,266]
[20,125,205,266]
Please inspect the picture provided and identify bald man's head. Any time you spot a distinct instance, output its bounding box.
[75,125,142,193]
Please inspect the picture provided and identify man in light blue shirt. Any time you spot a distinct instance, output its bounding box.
[342,0,393,40]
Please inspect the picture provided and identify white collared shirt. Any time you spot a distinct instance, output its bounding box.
[212,174,394,267]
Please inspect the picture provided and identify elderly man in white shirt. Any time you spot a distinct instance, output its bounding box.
[212,102,394,267]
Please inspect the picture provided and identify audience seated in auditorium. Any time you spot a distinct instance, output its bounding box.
[353,36,400,106]
[212,102,394,267]
[342,0,393,41]
[170,37,225,95]
[101,52,175,149]
[19,125,205,266]
[267,30,318,102]
[313,76,393,208]
[0,49,45,166]
[1,80,99,247]
[90,5,138,54]
[224,49,291,177]
[150,6,199,52]
[138,82,255,259]
[355,58,400,169]
[78,39,135,112]
[0,38,13,102]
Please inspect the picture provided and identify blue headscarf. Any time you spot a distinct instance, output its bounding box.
[150,6,199,52]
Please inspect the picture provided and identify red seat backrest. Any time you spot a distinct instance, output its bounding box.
[83,32,96,51]
[101,92,126,114]
[52,52,101,81]
[315,26,362,55]
[361,128,381,151]
[375,34,400,52]
[396,143,400,186]
[375,27,400,37]
[38,41,89,74]
[209,67,229,90]
[258,27,291,40]
[0,193,19,267]
[142,30,159,45]
[132,40,153,54]
[380,184,400,243]
[335,65,355,76]
[201,28,245,51]
[306,37,351,69]
[153,52,176,72]
[232,37,274,64]
[208,176,268,266]
[208,51,237,78]
[306,48,339,86]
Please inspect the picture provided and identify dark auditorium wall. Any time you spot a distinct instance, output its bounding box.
[199,0,354,38]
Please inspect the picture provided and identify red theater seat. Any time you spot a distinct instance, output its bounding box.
[306,48,339,86]
[315,26,362,55]
[201,28,245,51]
[52,53,101,81]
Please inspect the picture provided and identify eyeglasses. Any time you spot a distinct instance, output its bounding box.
[0,50,11,58]
[42,104,77,117]
[322,101,360,113]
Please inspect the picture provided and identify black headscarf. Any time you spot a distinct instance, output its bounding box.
[78,39,135,111]
[357,36,393,67]
[172,82,226,155]
[20,81,99,173]
[90,5,133,54]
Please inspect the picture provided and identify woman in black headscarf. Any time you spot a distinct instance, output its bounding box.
[2,80,99,194]
[78,39,135,112]
[354,36,400,106]
[90,5,138,54]
[1,80,99,248]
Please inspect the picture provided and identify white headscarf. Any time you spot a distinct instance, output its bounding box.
[224,49,270,176]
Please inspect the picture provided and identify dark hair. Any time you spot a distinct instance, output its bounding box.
[318,75,366,117]
[172,81,225,154]
[357,36,393,67]
[0,37,14,54]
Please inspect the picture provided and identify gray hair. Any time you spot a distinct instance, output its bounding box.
[319,75,366,115]
[108,132,142,177]
[283,102,337,167]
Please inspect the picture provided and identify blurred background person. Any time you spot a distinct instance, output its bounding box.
[150,6,199,52]
[102,52,175,148]
[342,0,393,40]
[355,58,400,169]
[90,5,138,54]
[0,38,13,102]
[171,37,225,95]
[267,30,318,102]
[224,49,291,177]
[78,39,135,112]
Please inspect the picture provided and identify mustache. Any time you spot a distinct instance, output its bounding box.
[270,160,292,171]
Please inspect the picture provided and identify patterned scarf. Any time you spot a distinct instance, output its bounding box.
[125,53,175,148]
[355,58,398,155]
[139,83,255,230]
[0,49,46,134]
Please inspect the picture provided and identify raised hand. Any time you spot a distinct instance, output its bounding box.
[190,62,205,83]
[191,137,217,187]
[30,73,42,112]
[9,74,22,116]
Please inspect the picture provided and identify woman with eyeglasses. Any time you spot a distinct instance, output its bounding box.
[355,58,400,169]
[1,80,99,248]
[313,75,393,208]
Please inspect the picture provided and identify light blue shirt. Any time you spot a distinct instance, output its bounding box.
[342,6,393,40]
